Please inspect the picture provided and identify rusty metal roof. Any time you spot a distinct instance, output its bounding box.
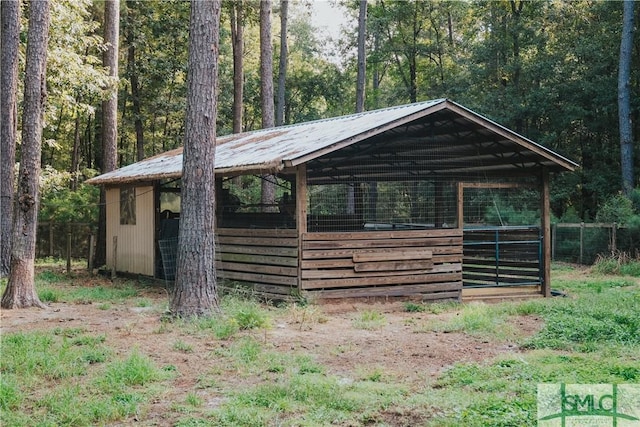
[86,99,578,185]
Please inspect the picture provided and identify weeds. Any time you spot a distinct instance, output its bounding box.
[352,309,386,330]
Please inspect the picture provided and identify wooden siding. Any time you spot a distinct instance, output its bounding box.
[216,228,299,299]
[106,186,155,276]
[300,229,463,300]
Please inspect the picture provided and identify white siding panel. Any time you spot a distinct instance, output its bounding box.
[105,186,155,276]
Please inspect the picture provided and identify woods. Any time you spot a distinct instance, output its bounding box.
[0,1,638,293]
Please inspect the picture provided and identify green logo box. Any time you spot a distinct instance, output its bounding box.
[538,384,640,426]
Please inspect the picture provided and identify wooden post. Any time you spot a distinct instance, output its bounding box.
[551,223,556,262]
[111,235,117,280]
[49,222,54,257]
[66,232,72,275]
[296,165,307,293]
[611,222,617,253]
[88,234,95,275]
[541,169,551,297]
[579,222,584,265]
[456,182,464,229]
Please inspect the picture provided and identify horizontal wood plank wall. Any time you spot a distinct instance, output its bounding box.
[301,229,463,300]
[463,227,542,290]
[216,228,299,299]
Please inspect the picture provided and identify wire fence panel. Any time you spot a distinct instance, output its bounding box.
[552,223,640,264]
[36,222,94,259]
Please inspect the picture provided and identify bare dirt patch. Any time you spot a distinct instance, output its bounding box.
[1,273,543,425]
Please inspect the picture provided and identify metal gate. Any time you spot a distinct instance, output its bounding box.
[462,226,543,288]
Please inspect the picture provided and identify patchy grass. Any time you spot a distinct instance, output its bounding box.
[2,262,639,426]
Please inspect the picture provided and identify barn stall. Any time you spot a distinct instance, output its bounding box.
[87,99,577,302]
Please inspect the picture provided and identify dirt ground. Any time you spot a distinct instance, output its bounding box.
[0,273,543,425]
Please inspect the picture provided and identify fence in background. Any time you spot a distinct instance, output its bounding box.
[552,223,639,265]
[36,222,95,260]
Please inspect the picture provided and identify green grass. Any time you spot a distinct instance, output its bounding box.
[3,262,640,426]
[0,327,169,427]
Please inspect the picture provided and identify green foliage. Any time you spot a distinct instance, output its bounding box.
[352,310,386,330]
[39,167,100,223]
[596,193,636,225]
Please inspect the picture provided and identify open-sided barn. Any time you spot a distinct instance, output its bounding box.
[87,99,578,301]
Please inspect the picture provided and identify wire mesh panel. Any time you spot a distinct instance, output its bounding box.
[158,237,178,281]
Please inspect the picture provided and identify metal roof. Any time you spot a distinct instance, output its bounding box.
[86,99,578,185]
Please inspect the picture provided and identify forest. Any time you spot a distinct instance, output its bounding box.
[2,0,639,230]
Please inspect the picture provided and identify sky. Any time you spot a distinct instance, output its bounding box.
[307,0,355,64]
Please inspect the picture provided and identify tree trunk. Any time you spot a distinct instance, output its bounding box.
[355,0,367,113]
[126,0,144,161]
[276,0,288,126]
[618,0,635,196]
[70,112,81,190]
[96,0,120,268]
[230,0,244,134]
[170,0,221,318]
[0,0,20,278]
[1,0,49,309]
[260,0,276,210]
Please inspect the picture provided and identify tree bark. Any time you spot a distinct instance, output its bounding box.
[170,0,221,318]
[96,0,120,268]
[1,0,50,309]
[276,0,288,126]
[618,0,635,196]
[260,0,276,210]
[355,0,367,113]
[126,0,144,161]
[231,0,244,134]
[0,0,20,278]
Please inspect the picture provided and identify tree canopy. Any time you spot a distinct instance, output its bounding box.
[4,0,639,224]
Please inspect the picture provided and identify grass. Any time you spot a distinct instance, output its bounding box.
[2,262,639,426]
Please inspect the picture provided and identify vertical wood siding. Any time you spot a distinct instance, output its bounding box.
[106,186,154,275]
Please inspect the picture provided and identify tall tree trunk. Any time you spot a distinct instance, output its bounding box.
[170,0,221,317]
[355,0,367,113]
[276,0,288,126]
[1,0,49,309]
[618,0,635,196]
[70,112,82,190]
[0,0,20,278]
[260,0,276,210]
[96,0,120,268]
[230,0,244,134]
[126,0,144,161]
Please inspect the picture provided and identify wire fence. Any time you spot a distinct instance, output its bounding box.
[552,223,640,264]
[36,222,95,259]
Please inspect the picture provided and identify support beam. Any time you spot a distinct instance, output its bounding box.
[540,168,551,297]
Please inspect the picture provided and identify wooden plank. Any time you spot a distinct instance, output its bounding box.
[303,237,462,250]
[302,228,462,242]
[354,260,434,272]
[301,253,461,270]
[460,182,534,189]
[462,285,540,297]
[463,258,539,268]
[302,267,441,280]
[217,261,298,277]
[218,235,298,247]
[218,244,298,257]
[301,272,461,290]
[306,282,461,299]
[463,266,540,277]
[219,270,298,286]
[353,249,432,263]
[217,227,298,238]
[302,245,462,260]
[541,168,551,298]
[253,283,297,295]
[218,252,298,267]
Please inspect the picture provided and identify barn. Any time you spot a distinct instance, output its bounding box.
[86,99,577,302]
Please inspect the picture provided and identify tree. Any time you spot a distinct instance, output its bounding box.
[355,0,367,113]
[230,0,245,134]
[0,0,20,278]
[125,0,144,161]
[170,0,221,317]
[96,0,120,268]
[276,0,288,126]
[260,0,276,209]
[618,0,635,196]
[1,0,50,309]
